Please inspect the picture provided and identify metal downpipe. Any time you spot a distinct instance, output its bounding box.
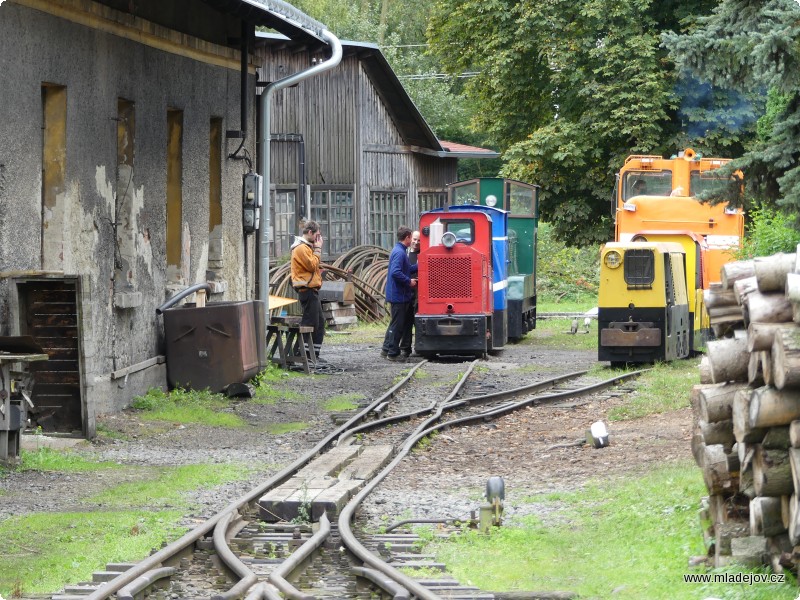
[258,30,342,305]
[156,283,213,315]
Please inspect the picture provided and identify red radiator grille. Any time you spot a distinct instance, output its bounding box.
[427,256,473,299]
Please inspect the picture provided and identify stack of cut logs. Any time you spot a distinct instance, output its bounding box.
[694,245,800,571]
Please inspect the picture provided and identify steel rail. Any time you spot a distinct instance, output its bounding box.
[116,567,175,600]
[211,511,258,600]
[338,369,647,599]
[83,362,427,600]
[268,512,331,599]
[337,361,480,600]
[351,567,410,600]
[336,369,589,447]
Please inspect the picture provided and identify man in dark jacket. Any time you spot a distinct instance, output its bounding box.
[399,230,420,356]
[381,227,418,361]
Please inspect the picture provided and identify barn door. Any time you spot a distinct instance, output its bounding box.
[19,280,83,433]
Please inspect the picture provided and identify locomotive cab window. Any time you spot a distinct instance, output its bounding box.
[452,182,479,205]
[690,172,741,200]
[443,220,474,243]
[506,182,536,216]
[624,248,654,289]
[623,172,673,200]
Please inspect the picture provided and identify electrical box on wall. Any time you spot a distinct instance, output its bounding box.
[242,172,262,234]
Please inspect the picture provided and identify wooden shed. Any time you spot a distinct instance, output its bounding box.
[254,34,499,261]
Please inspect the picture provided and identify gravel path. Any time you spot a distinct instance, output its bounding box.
[1,331,695,594]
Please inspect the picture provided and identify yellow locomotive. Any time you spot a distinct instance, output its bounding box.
[598,241,691,365]
[598,148,744,364]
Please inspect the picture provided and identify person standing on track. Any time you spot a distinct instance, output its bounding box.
[399,230,420,357]
[290,220,325,362]
[381,227,417,362]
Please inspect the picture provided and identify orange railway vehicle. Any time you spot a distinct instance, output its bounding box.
[615,147,744,287]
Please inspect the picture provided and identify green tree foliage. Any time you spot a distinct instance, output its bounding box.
[427,0,727,245]
[292,0,487,157]
[663,0,800,212]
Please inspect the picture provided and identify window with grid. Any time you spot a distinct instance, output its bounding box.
[624,248,655,289]
[310,188,355,257]
[369,191,407,249]
[271,189,296,261]
[417,191,446,221]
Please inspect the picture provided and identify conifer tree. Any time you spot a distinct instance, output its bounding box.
[663,0,800,211]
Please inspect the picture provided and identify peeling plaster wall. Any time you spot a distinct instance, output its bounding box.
[0,1,255,425]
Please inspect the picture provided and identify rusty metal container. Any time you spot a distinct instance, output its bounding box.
[162,300,265,393]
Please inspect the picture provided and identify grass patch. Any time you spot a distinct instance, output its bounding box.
[86,462,253,508]
[95,423,129,441]
[324,321,386,345]
[430,462,796,600]
[608,360,698,421]
[266,422,308,435]
[131,387,245,427]
[528,317,596,351]
[18,448,120,473]
[0,461,255,596]
[537,295,596,314]
[250,365,310,404]
[0,510,185,596]
[323,393,363,411]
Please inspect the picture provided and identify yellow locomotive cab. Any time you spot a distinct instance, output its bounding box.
[598,241,691,364]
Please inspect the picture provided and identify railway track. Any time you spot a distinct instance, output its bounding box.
[52,363,644,600]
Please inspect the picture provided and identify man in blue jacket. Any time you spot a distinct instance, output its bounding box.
[381,227,418,361]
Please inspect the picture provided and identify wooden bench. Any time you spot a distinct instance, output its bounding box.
[266,318,316,374]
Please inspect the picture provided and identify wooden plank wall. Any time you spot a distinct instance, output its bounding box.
[257,44,453,248]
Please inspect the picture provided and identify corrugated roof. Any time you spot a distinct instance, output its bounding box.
[202,0,327,43]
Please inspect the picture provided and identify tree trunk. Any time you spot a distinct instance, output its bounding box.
[705,283,737,309]
[734,276,759,305]
[715,520,749,567]
[731,535,768,567]
[744,291,794,326]
[700,419,734,448]
[789,448,800,498]
[691,431,706,467]
[733,388,767,444]
[754,253,796,293]
[699,356,713,384]
[753,446,793,496]
[762,351,774,386]
[700,383,747,423]
[750,496,786,536]
[748,323,798,352]
[772,328,800,390]
[707,336,750,384]
[749,386,800,428]
[722,260,756,290]
[789,420,800,448]
[748,351,765,386]
[703,444,736,494]
[786,272,800,303]
[789,494,800,545]
[762,426,791,450]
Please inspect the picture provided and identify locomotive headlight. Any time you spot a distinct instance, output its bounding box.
[604,250,622,269]
[442,231,457,249]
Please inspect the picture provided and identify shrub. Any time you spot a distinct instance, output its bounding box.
[737,202,800,259]
[536,222,599,303]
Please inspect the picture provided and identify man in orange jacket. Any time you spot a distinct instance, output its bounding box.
[290,221,325,361]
